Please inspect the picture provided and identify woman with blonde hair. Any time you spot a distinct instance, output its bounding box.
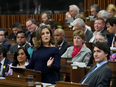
[107,4,116,17]
[61,30,91,65]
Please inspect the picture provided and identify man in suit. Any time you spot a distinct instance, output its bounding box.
[9,31,30,54]
[26,18,38,43]
[0,29,11,51]
[89,4,100,20]
[89,18,110,42]
[106,17,116,48]
[80,42,111,87]
[54,29,71,56]
[65,5,79,20]
[45,20,57,33]
[0,45,12,77]
[72,18,93,42]
[97,10,113,46]
[33,0,41,14]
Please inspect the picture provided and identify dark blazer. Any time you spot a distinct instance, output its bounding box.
[2,40,11,51]
[101,29,110,39]
[85,29,93,42]
[9,43,30,54]
[9,32,16,40]
[108,34,114,47]
[57,40,71,56]
[2,57,12,77]
[80,63,111,87]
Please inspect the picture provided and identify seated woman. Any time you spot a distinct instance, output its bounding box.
[8,47,30,75]
[18,25,61,84]
[107,4,116,17]
[27,32,36,58]
[61,30,91,65]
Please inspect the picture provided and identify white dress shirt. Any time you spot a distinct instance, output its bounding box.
[0,58,5,76]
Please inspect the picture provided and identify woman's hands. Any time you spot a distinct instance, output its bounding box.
[47,57,54,68]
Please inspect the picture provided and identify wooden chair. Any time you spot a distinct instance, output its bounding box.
[7,39,16,46]
[7,54,14,60]
[85,42,93,51]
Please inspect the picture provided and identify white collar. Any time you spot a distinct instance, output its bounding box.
[0,58,5,65]
[18,43,26,48]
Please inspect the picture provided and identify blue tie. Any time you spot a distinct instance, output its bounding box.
[81,65,97,84]
[0,63,2,71]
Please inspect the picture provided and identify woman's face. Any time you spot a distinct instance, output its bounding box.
[73,35,84,47]
[107,10,115,17]
[17,49,27,63]
[41,28,51,44]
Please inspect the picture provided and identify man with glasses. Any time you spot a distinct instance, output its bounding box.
[26,18,38,44]
[0,29,11,51]
[89,4,100,20]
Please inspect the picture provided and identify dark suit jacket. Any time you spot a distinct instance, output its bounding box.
[80,63,111,87]
[9,32,16,40]
[9,43,30,54]
[2,57,12,77]
[57,40,71,56]
[2,40,11,51]
[101,29,110,39]
[85,29,93,42]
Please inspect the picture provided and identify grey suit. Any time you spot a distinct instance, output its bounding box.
[80,63,111,87]
[61,44,91,65]
[9,43,30,54]
[85,29,93,42]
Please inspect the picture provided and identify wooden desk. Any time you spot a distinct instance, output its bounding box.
[7,53,14,60]
[56,81,88,87]
[6,67,41,82]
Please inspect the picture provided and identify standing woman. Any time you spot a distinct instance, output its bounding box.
[25,26,61,84]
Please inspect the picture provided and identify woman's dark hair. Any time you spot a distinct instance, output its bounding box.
[12,47,30,66]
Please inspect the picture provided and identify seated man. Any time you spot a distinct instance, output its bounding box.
[40,11,52,26]
[0,29,11,51]
[9,22,22,40]
[45,20,57,33]
[89,18,109,42]
[87,33,108,66]
[26,18,38,43]
[9,31,30,54]
[80,42,111,87]
[89,4,100,20]
[65,4,80,23]
[72,18,93,42]
[54,29,71,56]
[0,45,12,77]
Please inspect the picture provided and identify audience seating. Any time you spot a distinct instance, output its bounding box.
[7,39,16,46]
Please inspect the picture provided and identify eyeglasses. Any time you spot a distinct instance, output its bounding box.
[26,23,33,28]
[0,34,4,36]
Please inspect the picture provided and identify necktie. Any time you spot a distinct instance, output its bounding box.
[36,7,38,14]
[58,45,61,48]
[0,63,2,71]
[81,65,97,84]
[73,17,75,20]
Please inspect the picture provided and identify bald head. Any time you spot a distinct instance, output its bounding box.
[54,29,65,45]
